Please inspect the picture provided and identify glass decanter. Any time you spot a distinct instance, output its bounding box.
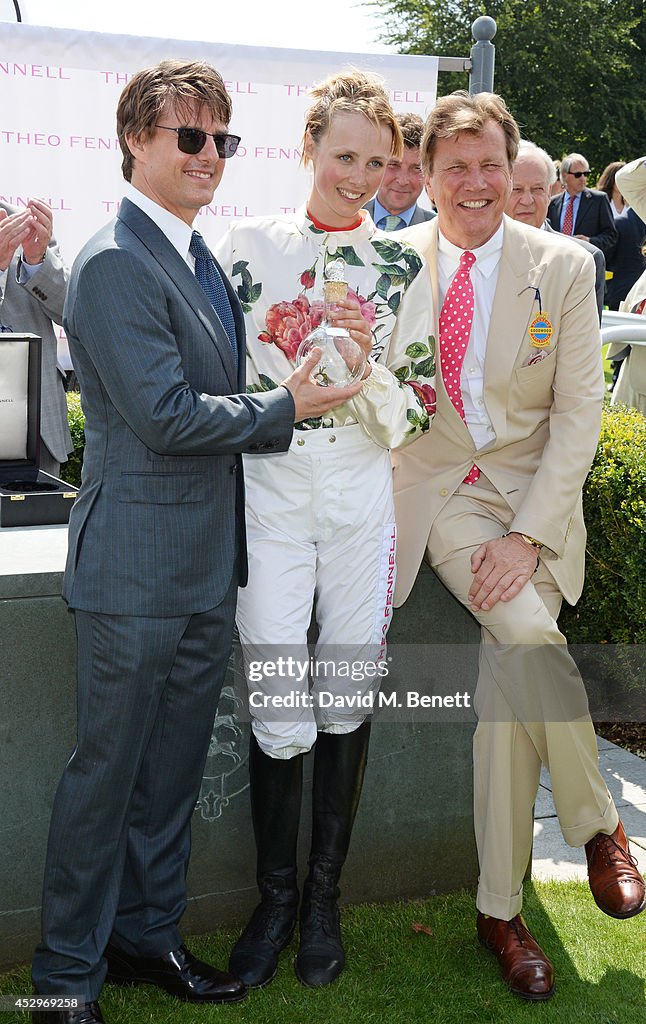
[296,260,367,387]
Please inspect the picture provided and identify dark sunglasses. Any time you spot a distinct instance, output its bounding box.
[568,170,589,178]
[154,125,241,159]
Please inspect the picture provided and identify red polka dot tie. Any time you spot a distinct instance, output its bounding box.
[440,249,480,484]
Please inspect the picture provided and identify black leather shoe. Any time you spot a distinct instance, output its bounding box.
[229,876,299,987]
[105,942,246,1003]
[295,859,345,988]
[32,1001,104,1023]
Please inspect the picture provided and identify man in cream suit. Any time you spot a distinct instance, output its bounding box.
[616,155,646,222]
[396,92,645,1001]
[31,60,363,1024]
[609,156,646,409]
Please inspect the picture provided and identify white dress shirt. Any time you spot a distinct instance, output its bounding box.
[437,223,504,450]
[124,184,194,268]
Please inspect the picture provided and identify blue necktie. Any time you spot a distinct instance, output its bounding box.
[189,231,238,369]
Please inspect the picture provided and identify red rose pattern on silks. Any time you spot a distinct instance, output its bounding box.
[258,296,325,362]
[406,380,437,416]
[350,289,377,326]
[259,289,377,363]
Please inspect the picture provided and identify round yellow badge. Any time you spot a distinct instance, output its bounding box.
[528,314,553,348]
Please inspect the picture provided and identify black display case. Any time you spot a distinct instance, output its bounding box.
[0,333,78,527]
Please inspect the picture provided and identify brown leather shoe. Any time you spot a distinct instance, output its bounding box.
[477,913,554,1001]
[585,820,646,919]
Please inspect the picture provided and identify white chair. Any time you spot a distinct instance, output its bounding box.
[611,341,646,414]
[601,320,646,415]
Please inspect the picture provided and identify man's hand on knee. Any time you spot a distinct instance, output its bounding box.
[468,534,539,611]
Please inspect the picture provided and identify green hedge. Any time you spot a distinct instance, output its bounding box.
[60,391,85,489]
[60,395,645,644]
[559,404,646,645]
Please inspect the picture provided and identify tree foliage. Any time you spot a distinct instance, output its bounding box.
[370,0,646,177]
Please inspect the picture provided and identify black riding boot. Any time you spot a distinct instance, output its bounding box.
[229,735,302,987]
[295,721,371,987]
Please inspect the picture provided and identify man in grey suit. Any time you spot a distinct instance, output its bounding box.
[547,151,617,255]
[0,198,72,475]
[31,60,363,1024]
[506,140,606,322]
[363,112,436,230]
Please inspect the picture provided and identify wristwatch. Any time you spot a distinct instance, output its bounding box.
[517,533,543,551]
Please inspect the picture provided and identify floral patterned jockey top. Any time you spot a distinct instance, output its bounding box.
[214,207,437,447]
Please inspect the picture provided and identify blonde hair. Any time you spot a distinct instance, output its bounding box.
[301,68,403,165]
[421,91,520,174]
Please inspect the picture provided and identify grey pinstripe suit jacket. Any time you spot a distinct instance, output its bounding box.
[62,198,294,616]
[0,202,72,463]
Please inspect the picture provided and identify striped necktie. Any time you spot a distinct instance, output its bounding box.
[377,214,406,231]
[562,195,575,235]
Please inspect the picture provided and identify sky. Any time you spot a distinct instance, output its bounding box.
[1,0,396,54]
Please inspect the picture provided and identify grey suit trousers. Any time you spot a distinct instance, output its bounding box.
[32,575,237,998]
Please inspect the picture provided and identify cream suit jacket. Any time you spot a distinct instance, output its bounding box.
[616,157,646,222]
[393,214,604,608]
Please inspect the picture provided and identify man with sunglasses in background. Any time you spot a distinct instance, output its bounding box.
[31,59,363,1024]
[547,152,617,254]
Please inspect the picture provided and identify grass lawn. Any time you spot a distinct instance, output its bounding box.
[1,881,644,1023]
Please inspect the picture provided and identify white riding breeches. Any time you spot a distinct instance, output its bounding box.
[236,424,396,758]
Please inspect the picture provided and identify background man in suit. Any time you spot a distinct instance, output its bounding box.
[547,151,617,255]
[0,199,72,476]
[363,112,436,230]
[506,140,606,321]
[31,60,363,1024]
[395,92,644,1002]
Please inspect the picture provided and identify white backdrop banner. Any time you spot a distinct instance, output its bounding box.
[1,23,441,362]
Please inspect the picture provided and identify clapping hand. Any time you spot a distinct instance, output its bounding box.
[0,198,53,271]
[21,198,54,265]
